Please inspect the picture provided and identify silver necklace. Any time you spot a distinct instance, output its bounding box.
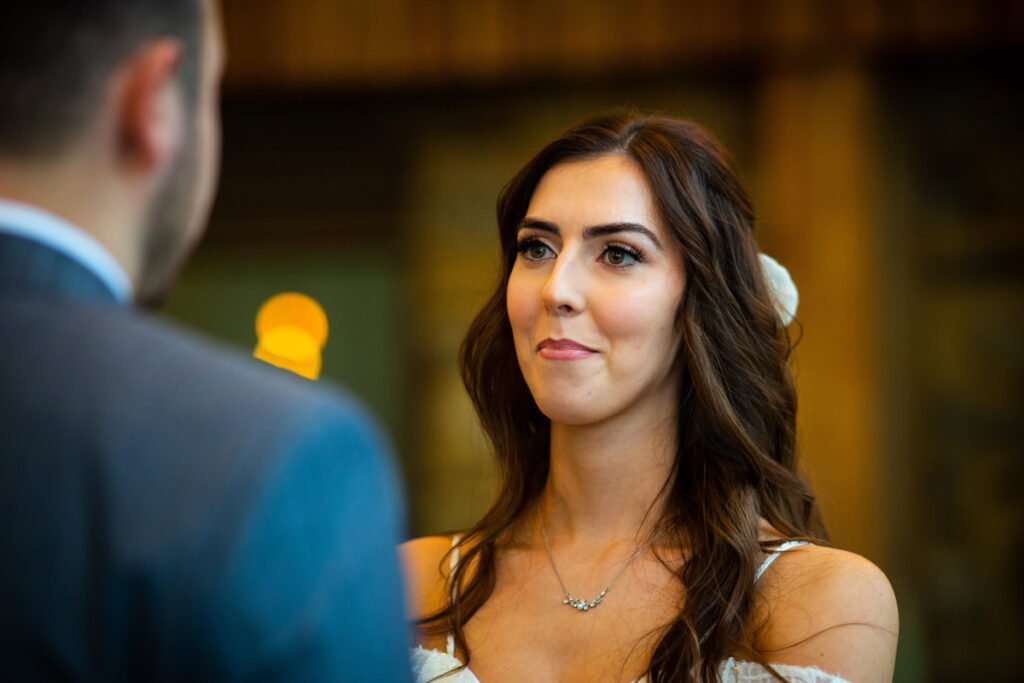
[539,512,649,613]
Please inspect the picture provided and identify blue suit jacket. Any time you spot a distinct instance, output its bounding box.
[0,233,412,682]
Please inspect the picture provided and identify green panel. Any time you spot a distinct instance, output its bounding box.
[159,245,407,452]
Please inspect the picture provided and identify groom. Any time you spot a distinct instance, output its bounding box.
[0,1,410,680]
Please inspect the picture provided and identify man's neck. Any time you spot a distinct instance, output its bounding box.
[0,194,134,304]
[0,160,140,298]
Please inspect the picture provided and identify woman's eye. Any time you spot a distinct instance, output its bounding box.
[518,239,553,260]
[603,245,640,267]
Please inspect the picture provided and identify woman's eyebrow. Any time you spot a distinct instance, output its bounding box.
[583,223,663,250]
[518,217,559,235]
[518,218,664,251]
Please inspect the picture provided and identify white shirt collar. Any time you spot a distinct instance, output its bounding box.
[0,198,133,304]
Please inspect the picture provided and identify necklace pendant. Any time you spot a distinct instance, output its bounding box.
[540,513,650,618]
[563,593,600,612]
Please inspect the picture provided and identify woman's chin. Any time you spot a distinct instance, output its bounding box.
[535,399,610,427]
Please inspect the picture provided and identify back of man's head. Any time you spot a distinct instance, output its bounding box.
[0,0,202,161]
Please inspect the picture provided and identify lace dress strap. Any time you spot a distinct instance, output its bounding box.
[446,534,461,657]
[754,540,810,583]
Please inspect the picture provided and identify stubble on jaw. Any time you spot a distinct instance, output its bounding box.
[135,127,200,309]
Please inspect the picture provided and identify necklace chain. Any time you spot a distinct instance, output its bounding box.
[539,511,649,613]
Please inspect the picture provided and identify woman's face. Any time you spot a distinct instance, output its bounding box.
[507,154,686,426]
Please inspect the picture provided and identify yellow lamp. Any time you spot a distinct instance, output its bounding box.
[253,293,328,380]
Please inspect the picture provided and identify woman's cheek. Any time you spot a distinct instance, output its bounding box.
[506,277,536,333]
[594,286,656,340]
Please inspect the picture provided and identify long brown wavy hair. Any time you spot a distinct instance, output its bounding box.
[419,112,829,681]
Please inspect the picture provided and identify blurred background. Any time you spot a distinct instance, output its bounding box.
[162,1,1023,679]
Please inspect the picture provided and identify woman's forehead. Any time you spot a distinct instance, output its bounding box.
[526,155,666,237]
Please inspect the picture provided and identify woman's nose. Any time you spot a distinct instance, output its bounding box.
[540,256,585,316]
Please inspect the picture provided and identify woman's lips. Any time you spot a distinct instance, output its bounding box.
[537,338,597,360]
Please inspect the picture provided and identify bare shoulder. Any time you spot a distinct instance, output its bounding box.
[398,535,456,621]
[753,544,899,682]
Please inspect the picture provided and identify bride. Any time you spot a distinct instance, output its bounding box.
[402,113,898,682]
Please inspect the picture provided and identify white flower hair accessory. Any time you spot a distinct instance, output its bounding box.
[758,253,798,326]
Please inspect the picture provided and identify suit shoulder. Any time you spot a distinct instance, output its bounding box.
[9,302,393,478]
[88,306,374,424]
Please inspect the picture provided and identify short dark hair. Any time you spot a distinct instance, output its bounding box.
[0,0,202,159]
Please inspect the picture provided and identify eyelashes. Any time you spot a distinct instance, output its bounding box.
[603,244,643,267]
[516,237,553,260]
[515,236,645,268]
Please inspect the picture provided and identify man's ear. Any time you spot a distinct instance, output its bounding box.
[117,39,184,171]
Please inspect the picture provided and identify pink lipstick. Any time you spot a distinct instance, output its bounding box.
[537,338,597,361]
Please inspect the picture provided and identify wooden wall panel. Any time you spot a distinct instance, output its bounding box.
[219,0,1022,89]
[754,63,882,558]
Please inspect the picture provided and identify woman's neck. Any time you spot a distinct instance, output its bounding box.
[541,405,677,548]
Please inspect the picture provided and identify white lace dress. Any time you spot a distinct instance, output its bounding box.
[410,540,850,683]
